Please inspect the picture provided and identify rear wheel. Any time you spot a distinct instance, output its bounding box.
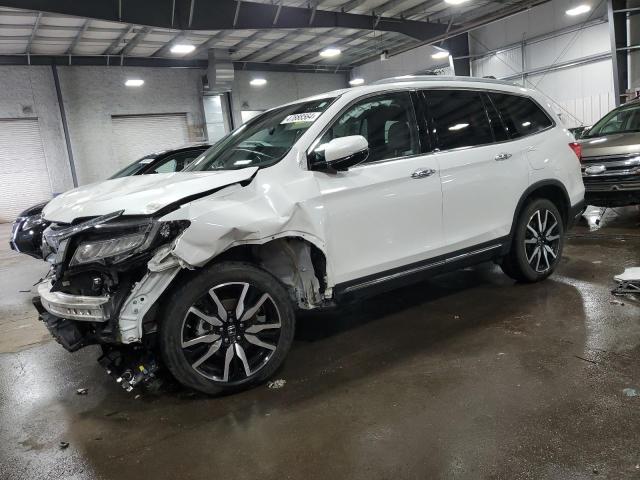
[500,198,564,282]
[159,262,295,395]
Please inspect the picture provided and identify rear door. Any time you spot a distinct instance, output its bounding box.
[419,89,528,251]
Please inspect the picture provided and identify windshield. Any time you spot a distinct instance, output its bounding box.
[187,98,335,171]
[585,103,640,138]
[109,155,156,179]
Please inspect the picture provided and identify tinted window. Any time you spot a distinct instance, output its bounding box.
[109,155,156,179]
[424,90,494,150]
[312,92,419,164]
[482,93,509,142]
[489,93,553,138]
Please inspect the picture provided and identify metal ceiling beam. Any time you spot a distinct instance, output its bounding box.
[0,0,449,40]
[104,24,134,54]
[151,30,183,57]
[65,19,89,54]
[119,26,151,55]
[0,53,351,72]
[192,31,229,55]
[25,11,41,54]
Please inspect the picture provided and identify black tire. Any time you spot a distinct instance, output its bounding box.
[159,261,295,395]
[500,198,565,283]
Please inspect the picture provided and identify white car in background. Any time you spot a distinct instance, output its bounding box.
[24,76,585,395]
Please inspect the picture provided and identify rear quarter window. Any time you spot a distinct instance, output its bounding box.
[489,93,553,139]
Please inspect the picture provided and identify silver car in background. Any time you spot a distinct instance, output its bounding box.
[578,99,640,207]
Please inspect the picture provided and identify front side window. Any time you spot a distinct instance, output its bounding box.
[585,103,640,138]
[311,91,419,164]
[489,93,553,139]
[424,90,494,150]
[188,98,334,171]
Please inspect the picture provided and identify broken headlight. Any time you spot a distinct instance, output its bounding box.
[70,233,147,266]
[22,213,43,231]
[69,220,189,266]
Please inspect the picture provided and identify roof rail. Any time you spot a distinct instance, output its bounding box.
[372,75,522,88]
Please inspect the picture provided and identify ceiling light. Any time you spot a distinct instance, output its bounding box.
[125,79,144,87]
[566,4,591,15]
[349,78,365,86]
[444,0,470,4]
[250,78,267,86]
[170,43,196,54]
[320,47,341,58]
[448,123,469,131]
[431,50,450,59]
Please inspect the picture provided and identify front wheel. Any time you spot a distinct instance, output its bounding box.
[500,198,565,282]
[159,262,295,395]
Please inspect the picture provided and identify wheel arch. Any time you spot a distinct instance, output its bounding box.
[509,180,570,239]
[199,236,331,309]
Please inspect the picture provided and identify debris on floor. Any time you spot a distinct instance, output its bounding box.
[76,388,88,395]
[612,267,640,296]
[267,379,286,389]
[59,441,69,450]
[623,388,638,397]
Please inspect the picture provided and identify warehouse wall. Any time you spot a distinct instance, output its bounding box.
[57,66,206,185]
[469,0,613,127]
[0,66,72,193]
[230,70,348,123]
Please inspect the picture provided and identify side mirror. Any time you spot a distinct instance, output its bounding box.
[310,135,369,172]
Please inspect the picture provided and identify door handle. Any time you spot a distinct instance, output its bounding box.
[494,152,512,161]
[411,168,437,179]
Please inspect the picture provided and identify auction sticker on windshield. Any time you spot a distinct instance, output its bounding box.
[281,112,322,124]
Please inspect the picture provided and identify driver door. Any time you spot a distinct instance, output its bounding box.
[309,91,444,286]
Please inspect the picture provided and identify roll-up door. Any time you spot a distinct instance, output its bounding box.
[111,113,190,171]
[0,118,52,222]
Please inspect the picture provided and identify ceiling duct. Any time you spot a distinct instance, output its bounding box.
[204,49,234,95]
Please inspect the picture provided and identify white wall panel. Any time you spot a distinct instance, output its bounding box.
[0,119,52,221]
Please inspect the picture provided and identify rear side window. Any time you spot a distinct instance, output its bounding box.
[489,93,553,139]
[423,90,494,150]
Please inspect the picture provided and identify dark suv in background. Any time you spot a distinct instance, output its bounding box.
[578,100,640,207]
[10,143,211,257]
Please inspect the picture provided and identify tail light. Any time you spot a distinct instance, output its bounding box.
[569,142,582,162]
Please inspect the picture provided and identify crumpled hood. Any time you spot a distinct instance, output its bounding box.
[43,168,258,223]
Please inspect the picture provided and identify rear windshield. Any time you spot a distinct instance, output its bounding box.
[187,98,335,172]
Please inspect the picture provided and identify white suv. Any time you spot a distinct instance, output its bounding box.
[27,77,585,394]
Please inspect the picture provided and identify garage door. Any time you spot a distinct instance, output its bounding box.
[111,113,190,171]
[0,119,52,223]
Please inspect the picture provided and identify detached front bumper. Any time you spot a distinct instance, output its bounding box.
[37,282,110,322]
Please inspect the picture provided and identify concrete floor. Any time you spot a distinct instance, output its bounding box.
[1,207,640,479]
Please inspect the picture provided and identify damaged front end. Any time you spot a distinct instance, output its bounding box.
[34,210,190,390]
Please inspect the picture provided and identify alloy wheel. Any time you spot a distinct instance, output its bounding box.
[180,282,282,383]
[524,209,561,273]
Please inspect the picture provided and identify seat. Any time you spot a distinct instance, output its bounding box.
[387,121,412,158]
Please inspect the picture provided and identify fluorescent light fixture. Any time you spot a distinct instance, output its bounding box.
[125,79,144,87]
[170,43,196,54]
[566,4,591,15]
[320,47,341,58]
[448,123,469,131]
[431,50,450,59]
[396,75,415,79]
[349,78,365,86]
[250,78,267,86]
[522,121,532,127]
[445,0,470,4]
